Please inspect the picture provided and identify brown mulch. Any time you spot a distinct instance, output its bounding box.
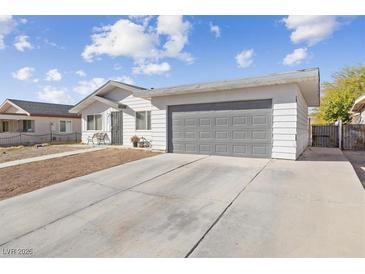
[0,145,89,164]
[0,148,160,201]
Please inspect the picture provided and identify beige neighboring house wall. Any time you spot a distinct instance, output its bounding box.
[0,99,81,138]
[350,94,365,124]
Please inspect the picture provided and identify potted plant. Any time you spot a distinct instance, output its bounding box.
[130,135,140,148]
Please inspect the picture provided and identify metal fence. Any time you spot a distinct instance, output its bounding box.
[312,125,339,148]
[342,124,365,150]
[0,132,81,146]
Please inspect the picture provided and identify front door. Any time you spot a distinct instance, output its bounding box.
[111,111,123,145]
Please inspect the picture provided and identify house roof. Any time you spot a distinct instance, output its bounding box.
[0,99,80,118]
[134,68,321,107]
[69,80,146,113]
[69,68,320,114]
[351,94,365,112]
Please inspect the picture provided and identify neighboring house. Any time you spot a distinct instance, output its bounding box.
[350,94,365,124]
[0,99,81,144]
[70,68,320,160]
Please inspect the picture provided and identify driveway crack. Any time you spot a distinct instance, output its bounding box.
[184,159,272,258]
[0,155,209,247]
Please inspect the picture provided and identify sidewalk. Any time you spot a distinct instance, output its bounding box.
[0,146,106,169]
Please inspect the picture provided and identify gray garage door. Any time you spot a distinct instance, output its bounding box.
[168,99,272,158]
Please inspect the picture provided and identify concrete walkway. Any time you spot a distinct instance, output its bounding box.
[0,148,364,257]
[343,150,365,189]
[0,146,106,169]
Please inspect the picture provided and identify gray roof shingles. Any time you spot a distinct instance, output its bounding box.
[7,99,80,118]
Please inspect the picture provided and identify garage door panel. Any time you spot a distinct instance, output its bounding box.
[252,130,270,140]
[168,100,272,158]
[232,116,249,126]
[252,115,269,125]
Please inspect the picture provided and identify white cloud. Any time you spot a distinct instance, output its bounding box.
[0,15,16,49]
[14,35,33,51]
[12,67,34,81]
[37,86,72,104]
[75,70,86,77]
[282,16,348,46]
[156,15,193,63]
[133,62,171,75]
[114,75,135,85]
[43,38,65,50]
[45,69,62,81]
[282,48,308,66]
[82,16,193,67]
[82,19,158,63]
[128,15,153,28]
[113,63,122,71]
[209,22,221,38]
[235,49,254,68]
[73,77,106,95]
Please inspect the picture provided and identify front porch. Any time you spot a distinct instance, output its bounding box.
[0,113,33,133]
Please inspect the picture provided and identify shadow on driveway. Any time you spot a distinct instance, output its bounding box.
[343,150,365,189]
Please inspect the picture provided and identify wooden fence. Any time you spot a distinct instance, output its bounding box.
[312,125,339,148]
[342,124,365,150]
[312,124,365,150]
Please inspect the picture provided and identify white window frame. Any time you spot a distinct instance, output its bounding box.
[86,114,103,131]
[59,120,72,133]
[135,111,151,131]
[22,120,34,132]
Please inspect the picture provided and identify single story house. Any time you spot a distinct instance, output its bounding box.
[70,68,320,160]
[0,99,81,145]
[350,94,365,124]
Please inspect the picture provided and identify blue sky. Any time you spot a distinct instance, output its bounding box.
[0,15,364,105]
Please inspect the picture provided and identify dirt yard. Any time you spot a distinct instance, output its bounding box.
[0,148,160,200]
[0,145,89,164]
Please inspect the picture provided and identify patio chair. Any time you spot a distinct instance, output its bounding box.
[138,136,152,148]
[87,133,98,145]
[87,132,108,145]
[96,133,108,145]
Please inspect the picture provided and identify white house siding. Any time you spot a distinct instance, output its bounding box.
[295,87,309,158]
[80,87,152,146]
[80,100,113,144]
[149,83,308,160]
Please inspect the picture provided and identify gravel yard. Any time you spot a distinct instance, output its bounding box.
[0,144,89,164]
[0,148,160,200]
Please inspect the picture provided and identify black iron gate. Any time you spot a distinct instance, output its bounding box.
[111,111,123,145]
[312,125,339,148]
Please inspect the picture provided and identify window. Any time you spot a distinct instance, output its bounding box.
[136,111,151,130]
[2,121,9,132]
[22,120,34,132]
[86,114,102,130]
[60,121,72,133]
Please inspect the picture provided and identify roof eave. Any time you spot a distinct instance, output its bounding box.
[134,69,320,107]
[69,80,144,113]
[0,99,30,115]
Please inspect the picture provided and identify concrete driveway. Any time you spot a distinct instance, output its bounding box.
[0,148,364,257]
[343,150,365,189]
